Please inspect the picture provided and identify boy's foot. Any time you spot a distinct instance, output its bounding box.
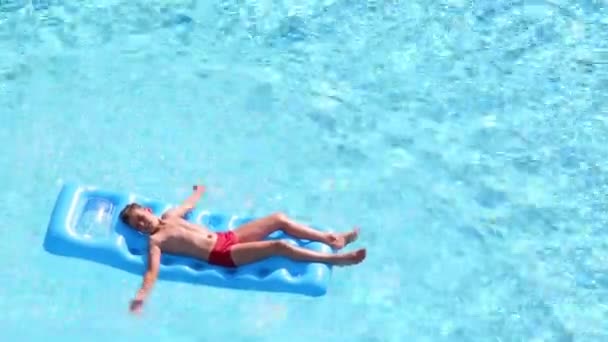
[327,227,360,250]
[333,248,366,266]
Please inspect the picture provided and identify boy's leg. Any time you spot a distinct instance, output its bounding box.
[229,239,366,266]
[232,212,358,248]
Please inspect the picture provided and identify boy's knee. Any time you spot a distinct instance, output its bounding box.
[270,212,288,223]
[271,239,292,252]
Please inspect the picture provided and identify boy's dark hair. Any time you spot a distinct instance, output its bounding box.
[119,203,142,224]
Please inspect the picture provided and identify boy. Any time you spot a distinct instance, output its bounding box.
[119,184,366,313]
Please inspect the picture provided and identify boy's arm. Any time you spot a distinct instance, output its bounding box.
[129,243,162,314]
[162,185,205,218]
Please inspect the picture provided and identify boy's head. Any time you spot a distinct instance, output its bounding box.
[119,203,157,234]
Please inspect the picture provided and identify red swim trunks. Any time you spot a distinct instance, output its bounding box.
[208,231,239,268]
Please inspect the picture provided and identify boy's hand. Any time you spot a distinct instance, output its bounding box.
[129,298,144,314]
[193,185,205,194]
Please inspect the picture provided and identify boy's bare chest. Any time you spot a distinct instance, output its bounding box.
[157,227,215,259]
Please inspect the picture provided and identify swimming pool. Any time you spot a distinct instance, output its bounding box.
[2,0,608,340]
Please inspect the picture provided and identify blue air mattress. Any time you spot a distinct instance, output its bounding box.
[43,183,333,296]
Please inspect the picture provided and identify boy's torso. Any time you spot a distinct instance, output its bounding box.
[152,217,217,261]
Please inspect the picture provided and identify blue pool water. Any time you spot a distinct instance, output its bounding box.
[1,0,608,341]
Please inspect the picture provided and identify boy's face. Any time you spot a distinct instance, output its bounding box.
[126,207,156,234]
